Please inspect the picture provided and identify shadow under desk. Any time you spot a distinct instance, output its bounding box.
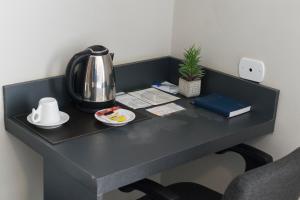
[3,57,279,200]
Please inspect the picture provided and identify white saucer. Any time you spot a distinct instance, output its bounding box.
[95,108,136,127]
[27,111,70,129]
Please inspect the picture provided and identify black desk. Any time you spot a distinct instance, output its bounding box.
[3,57,279,200]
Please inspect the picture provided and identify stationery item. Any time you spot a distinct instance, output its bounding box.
[152,81,179,94]
[27,97,69,129]
[192,94,251,118]
[95,108,136,127]
[116,93,152,109]
[129,88,180,106]
[146,103,185,116]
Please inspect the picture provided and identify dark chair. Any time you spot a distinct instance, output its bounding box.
[120,144,300,200]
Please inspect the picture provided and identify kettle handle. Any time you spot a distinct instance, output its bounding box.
[65,50,91,102]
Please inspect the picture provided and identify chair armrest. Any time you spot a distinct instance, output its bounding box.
[217,144,273,171]
[119,179,180,200]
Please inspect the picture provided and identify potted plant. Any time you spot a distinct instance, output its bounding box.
[178,45,205,97]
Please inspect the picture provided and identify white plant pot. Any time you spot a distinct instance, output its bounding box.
[178,78,201,97]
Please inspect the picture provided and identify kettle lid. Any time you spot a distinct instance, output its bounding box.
[87,45,109,56]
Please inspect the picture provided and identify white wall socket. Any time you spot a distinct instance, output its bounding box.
[239,57,265,83]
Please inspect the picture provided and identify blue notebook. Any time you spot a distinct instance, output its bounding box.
[192,94,251,118]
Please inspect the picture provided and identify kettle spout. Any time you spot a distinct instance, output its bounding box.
[110,53,114,60]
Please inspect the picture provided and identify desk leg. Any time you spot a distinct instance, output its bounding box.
[44,160,99,200]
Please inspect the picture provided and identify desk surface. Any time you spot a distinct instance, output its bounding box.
[3,57,279,196]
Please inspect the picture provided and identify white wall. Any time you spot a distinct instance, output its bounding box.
[162,0,300,193]
[1,0,299,199]
[0,0,174,199]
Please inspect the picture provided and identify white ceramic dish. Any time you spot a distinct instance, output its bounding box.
[27,111,70,129]
[94,109,136,127]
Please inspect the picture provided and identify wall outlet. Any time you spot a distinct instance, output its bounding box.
[239,57,265,83]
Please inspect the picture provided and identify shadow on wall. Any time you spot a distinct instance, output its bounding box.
[44,39,122,79]
[161,152,245,193]
[45,42,88,77]
[3,125,159,200]
[2,133,43,200]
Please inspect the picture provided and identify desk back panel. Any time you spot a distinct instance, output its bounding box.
[169,58,279,119]
[3,57,279,121]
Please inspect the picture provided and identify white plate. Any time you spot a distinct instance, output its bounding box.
[27,111,70,129]
[95,109,136,127]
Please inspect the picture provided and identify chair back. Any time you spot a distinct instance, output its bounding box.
[223,148,300,200]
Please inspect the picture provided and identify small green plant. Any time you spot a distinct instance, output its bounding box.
[179,45,204,81]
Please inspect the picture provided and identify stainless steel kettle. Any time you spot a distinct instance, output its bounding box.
[65,45,116,112]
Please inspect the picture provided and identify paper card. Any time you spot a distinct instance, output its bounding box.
[146,103,185,116]
[152,81,179,94]
[128,88,180,106]
[116,93,152,109]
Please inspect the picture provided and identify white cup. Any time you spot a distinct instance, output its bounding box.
[31,97,60,125]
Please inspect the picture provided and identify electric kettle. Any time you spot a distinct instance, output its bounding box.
[65,45,116,112]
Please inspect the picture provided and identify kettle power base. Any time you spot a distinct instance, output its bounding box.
[74,100,116,113]
[13,105,152,145]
